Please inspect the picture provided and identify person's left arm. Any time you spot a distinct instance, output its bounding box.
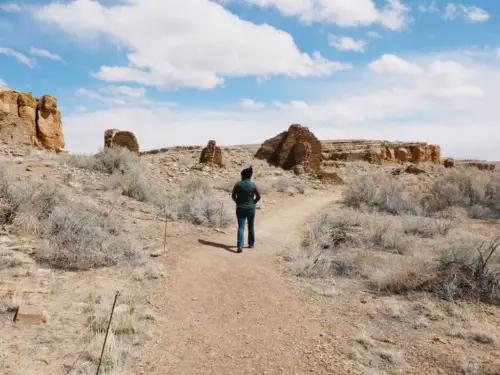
[254,184,261,204]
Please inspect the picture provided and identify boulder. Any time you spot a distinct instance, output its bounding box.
[255,124,321,174]
[443,158,455,169]
[392,165,428,176]
[200,140,224,167]
[104,129,140,153]
[317,172,344,185]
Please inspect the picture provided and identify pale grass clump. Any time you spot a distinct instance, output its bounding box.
[69,332,130,375]
[0,251,22,269]
[63,147,167,205]
[169,178,233,228]
[0,166,61,232]
[37,201,146,270]
[344,172,421,215]
[424,168,500,218]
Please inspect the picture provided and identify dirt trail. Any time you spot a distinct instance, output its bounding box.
[132,191,356,375]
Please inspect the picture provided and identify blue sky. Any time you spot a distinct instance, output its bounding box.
[0,0,499,159]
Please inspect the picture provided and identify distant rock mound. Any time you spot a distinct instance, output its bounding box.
[104,129,139,153]
[200,140,224,167]
[443,158,456,169]
[321,140,441,165]
[464,162,496,171]
[0,90,64,151]
[255,124,322,175]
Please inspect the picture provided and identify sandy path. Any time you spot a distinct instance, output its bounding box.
[131,191,358,375]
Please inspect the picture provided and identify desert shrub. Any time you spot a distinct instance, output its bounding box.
[431,233,500,304]
[38,202,146,270]
[344,173,420,215]
[374,258,436,295]
[302,211,365,253]
[366,217,401,249]
[424,168,500,218]
[108,163,164,203]
[0,167,61,231]
[65,148,169,206]
[63,147,140,175]
[177,191,232,228]
[169,178,232,228]
[0,251,22,269]
[182,178,213,195]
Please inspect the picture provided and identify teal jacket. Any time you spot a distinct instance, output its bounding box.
[231,179,261,209]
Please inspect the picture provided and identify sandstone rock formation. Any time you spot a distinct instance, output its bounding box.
[465,162,496,171]
[321,140,441,165]
[104,129,140,153]
[443,158,455,168]
[317,172,344,185]
[0,90,64,151]
[255,124,322,174]
[392,165,428,176]
[200,140,224,167]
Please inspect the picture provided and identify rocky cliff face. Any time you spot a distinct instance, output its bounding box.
[0,90,65,151]
[322,140,441,165]
[255,124,322,175]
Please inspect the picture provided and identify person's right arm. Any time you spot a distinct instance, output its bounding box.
[231,183,238,203]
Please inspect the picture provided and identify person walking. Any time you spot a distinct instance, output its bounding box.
[231,167,261,253]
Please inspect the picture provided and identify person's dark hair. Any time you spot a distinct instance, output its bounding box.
[241,166,253,179]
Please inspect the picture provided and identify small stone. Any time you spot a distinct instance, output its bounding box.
[15,304,47,324]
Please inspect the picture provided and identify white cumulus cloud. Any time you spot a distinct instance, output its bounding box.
[241,0,411,30]
[36,0,349,90]
[369,54,423,75]
[444,3,490,23]
[329,35,366,53]
[0,47,36,68]
[240,98,265,110]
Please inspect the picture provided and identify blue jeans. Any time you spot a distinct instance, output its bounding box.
[236,207,255,248]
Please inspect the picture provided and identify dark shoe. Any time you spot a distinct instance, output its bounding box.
[237,247,243,253]
[248,245,254,249]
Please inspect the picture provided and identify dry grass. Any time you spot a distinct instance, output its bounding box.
[424,168,500,218]
[0,251,22,269]
[0,166,61,231]
[37,201,146,270]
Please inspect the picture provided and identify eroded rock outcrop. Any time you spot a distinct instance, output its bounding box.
[0,90,64,151]
[443,158,456,169]
[200,140,224,167]
[321,140,441,165]
[255,124,321,174]
[104,129,140,153]
[465,162,496,171]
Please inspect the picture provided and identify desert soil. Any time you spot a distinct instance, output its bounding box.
[130,191,362,375]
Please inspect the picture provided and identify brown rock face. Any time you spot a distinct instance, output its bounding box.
[443,158,455,168]
[0,90,65,150]
[104,129,140,153]
[37,95,65,150]
[255,124,322,174]
[200,140,224,167]
[465,162,496,171]
[317,172,344,185]
[321,140,441,165]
